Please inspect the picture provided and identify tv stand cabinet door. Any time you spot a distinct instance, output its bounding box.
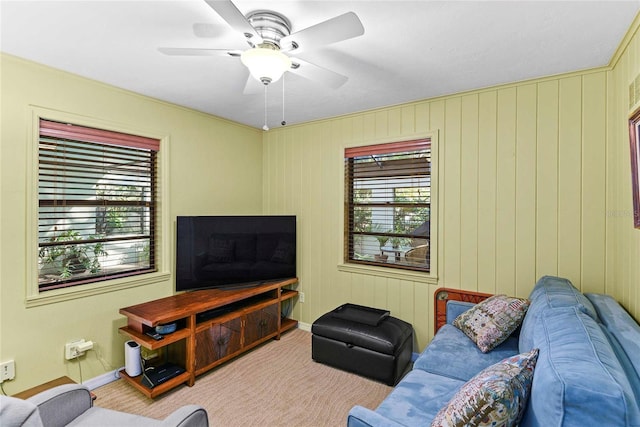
[195,317,242,371]
[243,303,279,347]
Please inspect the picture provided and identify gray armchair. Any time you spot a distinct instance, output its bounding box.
[0,383,209,427]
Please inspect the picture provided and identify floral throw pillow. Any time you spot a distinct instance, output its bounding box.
[453,294,530,353]
[430,348,539,427]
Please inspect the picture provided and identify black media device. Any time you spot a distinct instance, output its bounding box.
[145,331,163,341]
[141,363,185,388]
[175,215,296,292]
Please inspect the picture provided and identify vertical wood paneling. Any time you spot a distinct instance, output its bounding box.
[363,112,376,142]
[351,114,364,143]
[477,92,498,293]
[582,72,607,294]
[372,276,388,309]
[460,94,479,290]
[415,102,430,134]
[399,280,415,324]
[557,76,583,285]
[401,105,416,135]
[443,98,462,287]
[262,20,640,347]
[605,66,621,301]
[375,110,388,137]
[496,88,517,295]
[351,273,368,307]
[430,100,446,279]
[388,107,402,136]
[607,20,640,319]
[515,84,538,297]
[414,282,431,349]
[536,81,560,276]
[387,278,402,316]
[628,32,639,315]
[320,123,336,310]
[629,31,640,316]
[427,283,440,342]
[306,124,325,322]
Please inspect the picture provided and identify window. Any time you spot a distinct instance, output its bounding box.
[345,139,431,271]
[37,119,158,291]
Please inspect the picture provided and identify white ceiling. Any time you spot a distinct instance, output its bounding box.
[2,1,639,129]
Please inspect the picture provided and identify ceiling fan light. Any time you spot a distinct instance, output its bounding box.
[241,47,291,85]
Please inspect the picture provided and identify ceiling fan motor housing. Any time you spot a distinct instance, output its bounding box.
[246,10,293,50]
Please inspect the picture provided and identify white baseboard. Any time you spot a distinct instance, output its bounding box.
[298,321,311,332]
[84,325,312,391]
[82,368,122,391]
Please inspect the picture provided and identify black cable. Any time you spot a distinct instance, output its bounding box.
[281,298,292,318]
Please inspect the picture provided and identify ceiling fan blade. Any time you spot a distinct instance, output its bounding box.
[281,12,364,54]
[204,0,263,46]
[289,58,348,89]
[158,47,241,57]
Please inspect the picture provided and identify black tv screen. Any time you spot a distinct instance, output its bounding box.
[175,215,296,292]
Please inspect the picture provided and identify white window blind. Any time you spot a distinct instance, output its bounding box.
[345,139,431,271]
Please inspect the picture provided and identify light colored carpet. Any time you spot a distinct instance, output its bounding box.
[93,328,392,426]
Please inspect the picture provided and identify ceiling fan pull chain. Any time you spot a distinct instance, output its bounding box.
[281,74,286,126]
[263,84,269,131]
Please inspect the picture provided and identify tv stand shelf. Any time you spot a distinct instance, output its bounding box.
[118,278,298,398]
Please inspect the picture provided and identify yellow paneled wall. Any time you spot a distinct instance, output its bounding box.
[1,14,638,393]
[0,54,262,392]
[263,18,640,349]
[607,15,640,317]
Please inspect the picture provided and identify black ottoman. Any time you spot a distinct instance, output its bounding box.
[311,303,413,386]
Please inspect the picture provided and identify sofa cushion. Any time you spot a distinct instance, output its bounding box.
[413,324,519,382]
[372,369,465,426]
[67,407,162,427]
[520,306,640,427]
[453,295,529,353]
[519,275,598,352]
[430,349,538,427]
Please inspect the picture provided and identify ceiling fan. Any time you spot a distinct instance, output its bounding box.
[158,0,365,91]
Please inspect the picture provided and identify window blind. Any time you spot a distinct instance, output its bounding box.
[345,138,431,271]
[38,119,158,291]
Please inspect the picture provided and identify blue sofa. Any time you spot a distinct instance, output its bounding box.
[348,276,640,426]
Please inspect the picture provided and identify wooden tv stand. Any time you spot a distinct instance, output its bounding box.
[118,278,298,398]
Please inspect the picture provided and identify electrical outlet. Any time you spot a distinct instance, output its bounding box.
[65,339,93,360]
[0,360,15,382]
[66,339,84,360]
[299,291,305,303]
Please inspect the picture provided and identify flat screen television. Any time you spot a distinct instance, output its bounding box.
[175,215,296,292]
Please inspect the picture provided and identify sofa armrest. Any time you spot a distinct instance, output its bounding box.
[0,395,44,427]
[347,405,407,427]
[434,287,492,333]
[27,384,92,427]
[161,404,209,427]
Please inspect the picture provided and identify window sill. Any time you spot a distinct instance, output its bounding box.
[337,263,438,285]
[26,270,171,307]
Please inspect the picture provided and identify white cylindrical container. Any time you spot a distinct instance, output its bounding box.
[124,340,142,376]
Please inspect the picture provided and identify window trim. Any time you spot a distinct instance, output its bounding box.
[338,131,439,280]
[26,107,171,307]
